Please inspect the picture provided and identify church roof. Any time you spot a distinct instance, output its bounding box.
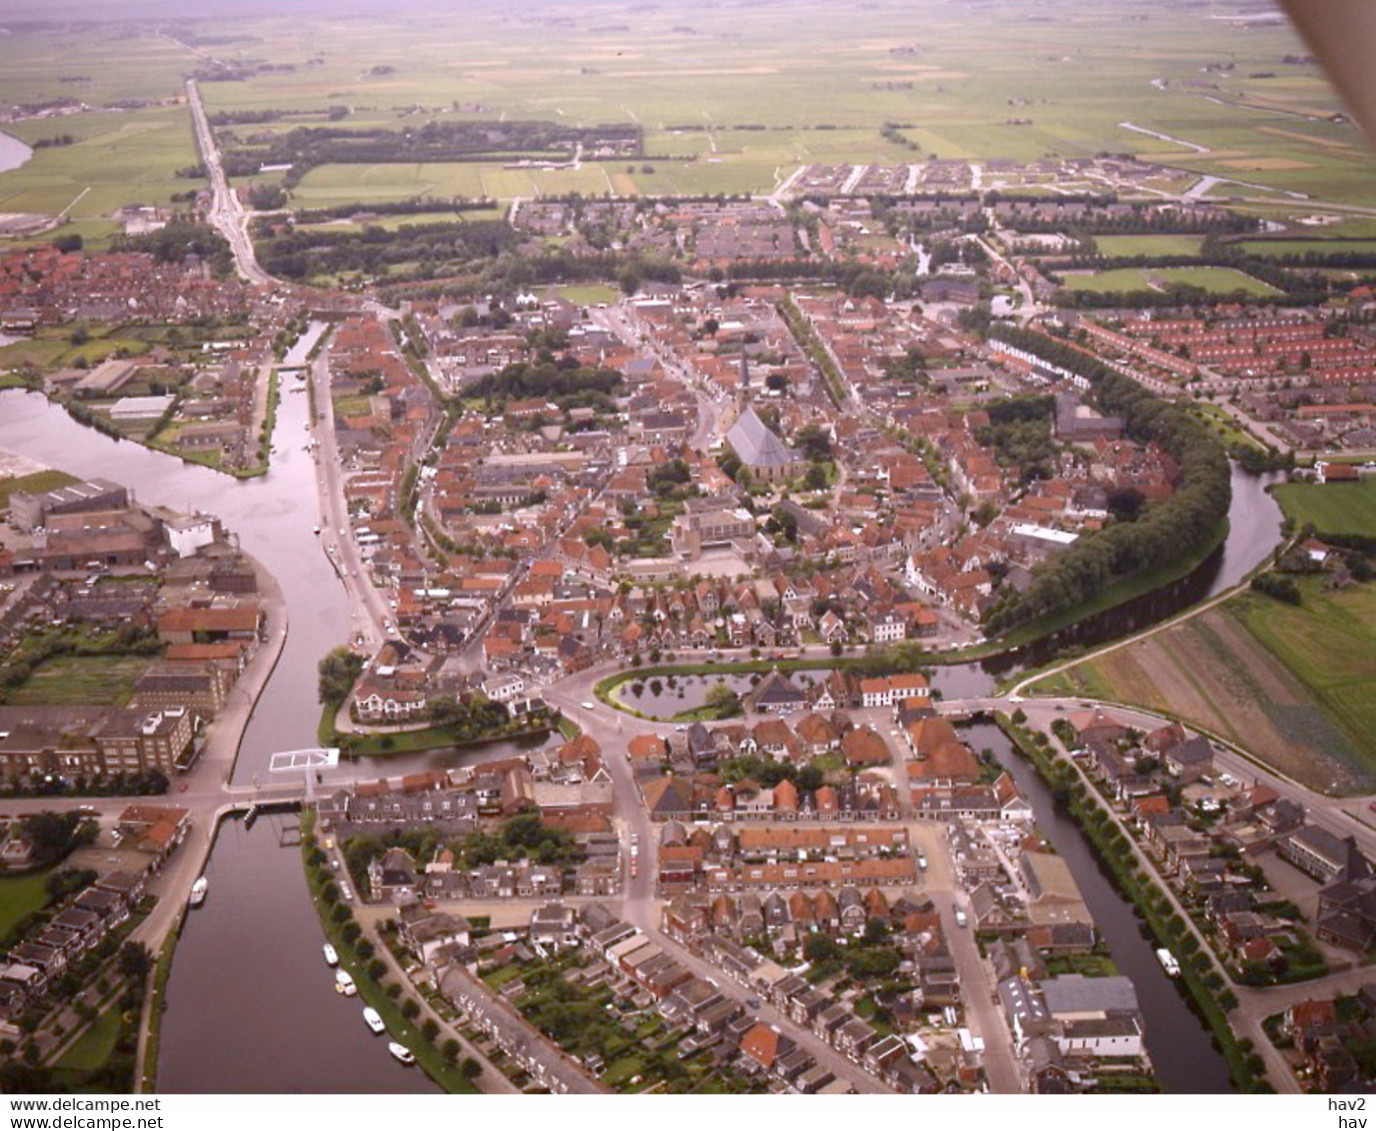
[727,407,800,470]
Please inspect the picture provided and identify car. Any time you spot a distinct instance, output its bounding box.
[581,701,596,710]
[745,997,761,1008]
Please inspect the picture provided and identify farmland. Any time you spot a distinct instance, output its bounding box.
[1034,577,1376,794]
[1092,235,1208,258]
[1273,478,1376,539]
[0,0,1371,242]
[8,655,152,708]
[1061,266,1282,297]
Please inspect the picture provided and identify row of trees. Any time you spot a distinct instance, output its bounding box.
[982,328,1231,634]
[256,219,517,282]
[223,120,642,179]
[469,357,624,409]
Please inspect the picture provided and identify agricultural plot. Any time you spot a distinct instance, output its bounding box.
[1062,266,1281,296]
[0,0,1365,216]
[1273,479,1376,539]
[1044,579,1376,794]
[9,654,151,708]
[0,106,201,246]
[1236,239,1376,258]
[1092,235,1207,258]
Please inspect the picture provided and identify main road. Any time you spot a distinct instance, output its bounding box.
[185,78,272,287]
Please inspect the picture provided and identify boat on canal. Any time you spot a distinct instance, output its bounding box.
[335,969,357,996]
[363,1007,385,1035]
[1156,947,1181,977]
[323,943,338,967]
[388,1042,415,1065]
[189,877,208,907]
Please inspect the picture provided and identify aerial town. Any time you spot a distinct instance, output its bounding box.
[0,0,1375,1103]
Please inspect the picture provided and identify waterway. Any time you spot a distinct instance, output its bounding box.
[0,130,33,176]
[930,462,1286,700]
[0,387,1280,1092]
[961,719,1235,1093]
[157,813,438,1094]
[0,382,539,1092]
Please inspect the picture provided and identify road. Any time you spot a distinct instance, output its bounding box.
[185,78,272,287]
[305,353,393,655]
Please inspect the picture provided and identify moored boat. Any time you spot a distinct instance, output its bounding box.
[189,877,208,907]
[323,943,338,967]
[388,1041,415,1065]
[335,968,357,996]
[1156,947,1181,977]
[363,1007,385,1035]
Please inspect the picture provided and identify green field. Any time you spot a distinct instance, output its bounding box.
[1273,478,1376,537]
[1062,266,1282,296]
[53,1007,123,1073]
[557,284,621,306]
[1237,239,1376,258]
[1094,235,1207,257]
[0,871,52,941]
[1036,576,1376,794]
[1188,403,1270,454]
[9,654,151,707]
[0,0,1368,212]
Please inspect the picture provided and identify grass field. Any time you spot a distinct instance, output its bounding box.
[557,284,621,306]
[1273,478,1376,537]
[0,1,1369,212]
[1094,235,1207,257]
[1237,239,1376,258]
[0,871,52,942]
[1036,577,1376,794]
[53,1007,123,1073]
[1062,266,1282,296]
[9,655,151,707]
[1188,403,1270,454]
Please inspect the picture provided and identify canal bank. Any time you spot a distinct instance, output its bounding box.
[963,718,1237,1093]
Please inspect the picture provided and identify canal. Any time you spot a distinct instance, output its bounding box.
[0,385,1279,1093]
[930,462,1286,700]
[156,813,437,1093]
[0,382,499,1092]
[961,719,1235,1093]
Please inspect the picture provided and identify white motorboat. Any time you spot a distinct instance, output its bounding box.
[323,943,338,967]
[363,1007,385,1035]
[1156,948,1181,977]
[335,969,357,996]
[189,877,208,907]
[388,1042,415,1065]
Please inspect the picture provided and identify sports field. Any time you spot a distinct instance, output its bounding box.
[1037,578,1376,794]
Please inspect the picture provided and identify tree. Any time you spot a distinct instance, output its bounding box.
[794,425,832,462]
[402,997,421,1020]
[803,934,838,963]
[118,942,152,983]
[318,646,365,709]
[460,1056,482,1078]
